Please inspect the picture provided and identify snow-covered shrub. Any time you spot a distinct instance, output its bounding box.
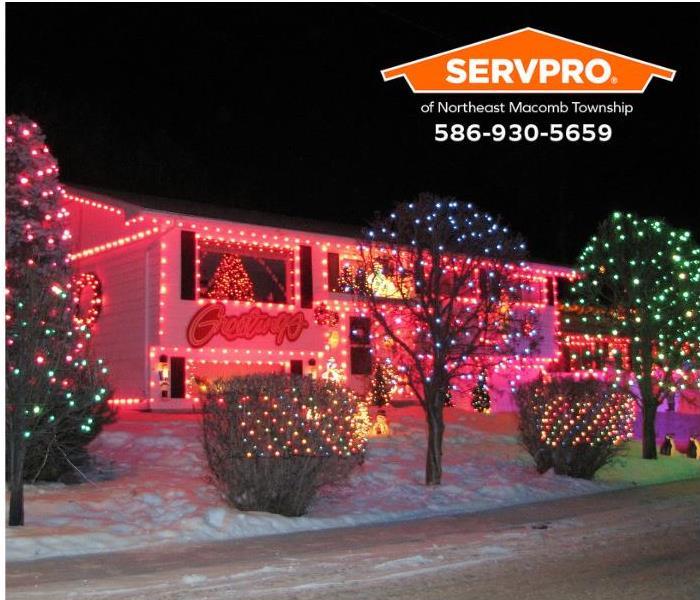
[515,377,634,479]
[201,374,366,516]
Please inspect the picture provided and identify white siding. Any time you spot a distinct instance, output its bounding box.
[73,237,159,399]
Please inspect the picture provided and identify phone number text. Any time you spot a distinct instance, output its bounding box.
[434,123,612,142]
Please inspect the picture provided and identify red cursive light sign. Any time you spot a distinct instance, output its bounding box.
[186,304,310,348]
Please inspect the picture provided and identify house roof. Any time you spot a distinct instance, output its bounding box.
[63,183,575,276]
[64,183,364,239]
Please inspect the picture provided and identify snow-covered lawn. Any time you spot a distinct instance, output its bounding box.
[7,405,700,562]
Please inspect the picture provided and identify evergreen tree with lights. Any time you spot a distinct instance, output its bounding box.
[206,253,255,301]
[356,194,531,485]
[6,116,114,526]
[471,370,490,413]
[572,212,700,459]
[443,386,455,407]
[370,362,393,407]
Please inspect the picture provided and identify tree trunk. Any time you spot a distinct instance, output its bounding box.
[641,404,657,460]
[639,339,658,460]
[9,478,24,527]
[425,392,445,486]
[8,402,26,526]
[8,429,25,526]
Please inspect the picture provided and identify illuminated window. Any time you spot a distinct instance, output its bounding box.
[513,278,545,304]
[330,254,411,299]
[198,241,292,304]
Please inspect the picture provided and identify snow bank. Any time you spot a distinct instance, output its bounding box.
[7,405,700,561]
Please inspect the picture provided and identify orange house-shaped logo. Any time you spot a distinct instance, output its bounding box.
[381,28,675,94]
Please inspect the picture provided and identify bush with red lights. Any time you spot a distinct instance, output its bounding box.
[201,374,365,516]
[515,376,634,478]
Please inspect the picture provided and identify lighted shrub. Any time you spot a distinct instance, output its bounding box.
[201,374,366,516]
[515,377,634,479]
[11,364,114,483]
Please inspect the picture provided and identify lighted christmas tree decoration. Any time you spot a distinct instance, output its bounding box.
[572,212,700,459]
[352,400,372,443]
[369,361,395,407]
[443,385,454,407]
[5,115,114,527]
[338,264,357,293]
[471,369,491,413]
[205,253,255,301]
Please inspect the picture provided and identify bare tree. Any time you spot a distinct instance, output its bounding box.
[352,194,532,484]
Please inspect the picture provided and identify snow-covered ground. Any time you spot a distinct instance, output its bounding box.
[7,404,700,562]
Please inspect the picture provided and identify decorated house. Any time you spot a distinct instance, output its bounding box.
[62,185,624,412]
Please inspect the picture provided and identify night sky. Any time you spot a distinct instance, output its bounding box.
[7,4,700,265]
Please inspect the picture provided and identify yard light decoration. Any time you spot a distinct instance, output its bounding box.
[370,411,391,437]
[354,193,535,485]
[471,369,491,413]
[443,385,454,407]
[321,356,345,383]
[688,436,700,459]
[369,360,397,407]
[572,212,700,459]
[659,434,679,457]
[352,401,372,443]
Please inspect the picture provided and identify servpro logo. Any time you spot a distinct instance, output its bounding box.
[381,28,675,93]
[445,57,613,86]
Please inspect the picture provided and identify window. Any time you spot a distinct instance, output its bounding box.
[327,252,341,292]
[170,357,186,399]
[479,270,505,301]
[198,242,292,304]
[349,316,373,375]
[349,317,371,345]
[515,279,545,304]
[482,273,546,305]
[331,254,410,299]
[350,347,372,375]
[439,267,479,299]
[290,360,304,376]
[329,255,364,294]
[560,339,628,372]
